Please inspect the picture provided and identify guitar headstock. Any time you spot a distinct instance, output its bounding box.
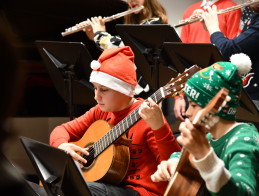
[193,88,230,132]
[163,65,201,98]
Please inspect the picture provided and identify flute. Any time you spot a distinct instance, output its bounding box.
[174,0,259,28]
[61,5,144,37]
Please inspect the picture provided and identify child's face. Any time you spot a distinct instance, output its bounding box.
[185,98,202,122]
[93,82,132,112]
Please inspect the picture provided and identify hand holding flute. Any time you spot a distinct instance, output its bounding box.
[185,5,220,34]
[76,16,106,41]
[200,5,221,35]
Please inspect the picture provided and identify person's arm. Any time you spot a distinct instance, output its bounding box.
[93,31,124,50]
[201,3,241,39]
[49,106,99,147]
[176,118,232,194]
[49,105,104,166]
[151,151,181,182]
[192,148,232,194]
[93,17,163,50]
[77,16,124,50]
[202,5,221,35]
[151,159,178,182]
[174,93,186,121]
[193,130,259,195]
[202,5,259,61]
[76,16,106,41]
[178,119,259,195]
[139,97,165,130]
[90,16,124,50]
[139,98,181,161]
[50,115,93,167]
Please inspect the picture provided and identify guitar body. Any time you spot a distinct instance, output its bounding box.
[164,150,204,196]
[71,120,132,185]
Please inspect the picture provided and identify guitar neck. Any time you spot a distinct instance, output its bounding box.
[90,65,201,159]
[92,87,165,158]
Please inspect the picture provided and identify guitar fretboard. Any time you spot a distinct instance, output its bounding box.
[92,87,164,158]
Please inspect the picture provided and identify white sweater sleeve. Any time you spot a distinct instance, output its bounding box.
[193,147,231,193]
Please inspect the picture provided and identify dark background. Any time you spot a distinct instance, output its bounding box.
[0,0,128,117]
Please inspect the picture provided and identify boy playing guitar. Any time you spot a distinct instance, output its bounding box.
[152,53,259,196]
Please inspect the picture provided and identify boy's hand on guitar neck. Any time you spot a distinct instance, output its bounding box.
[139,98,165,130]
[58,143,89,168]
[177,118,210,160]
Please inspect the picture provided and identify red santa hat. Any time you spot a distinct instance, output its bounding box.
[89,46,137,97]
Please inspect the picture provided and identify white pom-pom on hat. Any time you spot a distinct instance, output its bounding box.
[91,60,101,70]
[230,53,252,75]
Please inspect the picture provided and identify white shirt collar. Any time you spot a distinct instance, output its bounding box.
[200,0,219,9]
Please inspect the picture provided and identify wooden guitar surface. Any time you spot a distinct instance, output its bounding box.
[164,149,204,196]
[71,120,131,184]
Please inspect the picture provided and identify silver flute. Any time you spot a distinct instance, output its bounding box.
[61,5,144,37]
[174,0,259,28]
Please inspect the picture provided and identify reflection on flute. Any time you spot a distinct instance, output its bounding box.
[174,0,259,28]
[61,6,144,37]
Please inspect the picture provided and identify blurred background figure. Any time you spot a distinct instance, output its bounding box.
[0,23,47,196]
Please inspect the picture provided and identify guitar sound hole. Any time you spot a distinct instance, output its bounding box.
[82,146,95,167]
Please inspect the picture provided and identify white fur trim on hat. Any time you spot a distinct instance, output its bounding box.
[90,71,135,97]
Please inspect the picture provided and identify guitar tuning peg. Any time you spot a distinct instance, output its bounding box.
[178,73,181,76]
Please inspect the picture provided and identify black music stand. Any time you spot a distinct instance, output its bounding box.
[116,24,182,89]
[36,41,96,120]
[161,42,224,70]
[0,152,47,196]
[162,42,259,123]
[20,136,92,196]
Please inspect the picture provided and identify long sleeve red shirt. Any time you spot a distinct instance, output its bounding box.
[50,98,181,196]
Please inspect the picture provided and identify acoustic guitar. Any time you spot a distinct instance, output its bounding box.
[164,87,230,196]
[71,65,201,185]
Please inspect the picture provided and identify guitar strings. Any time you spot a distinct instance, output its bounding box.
[83,89,163,163]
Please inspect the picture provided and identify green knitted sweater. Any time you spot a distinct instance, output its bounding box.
[170,123,259,195]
